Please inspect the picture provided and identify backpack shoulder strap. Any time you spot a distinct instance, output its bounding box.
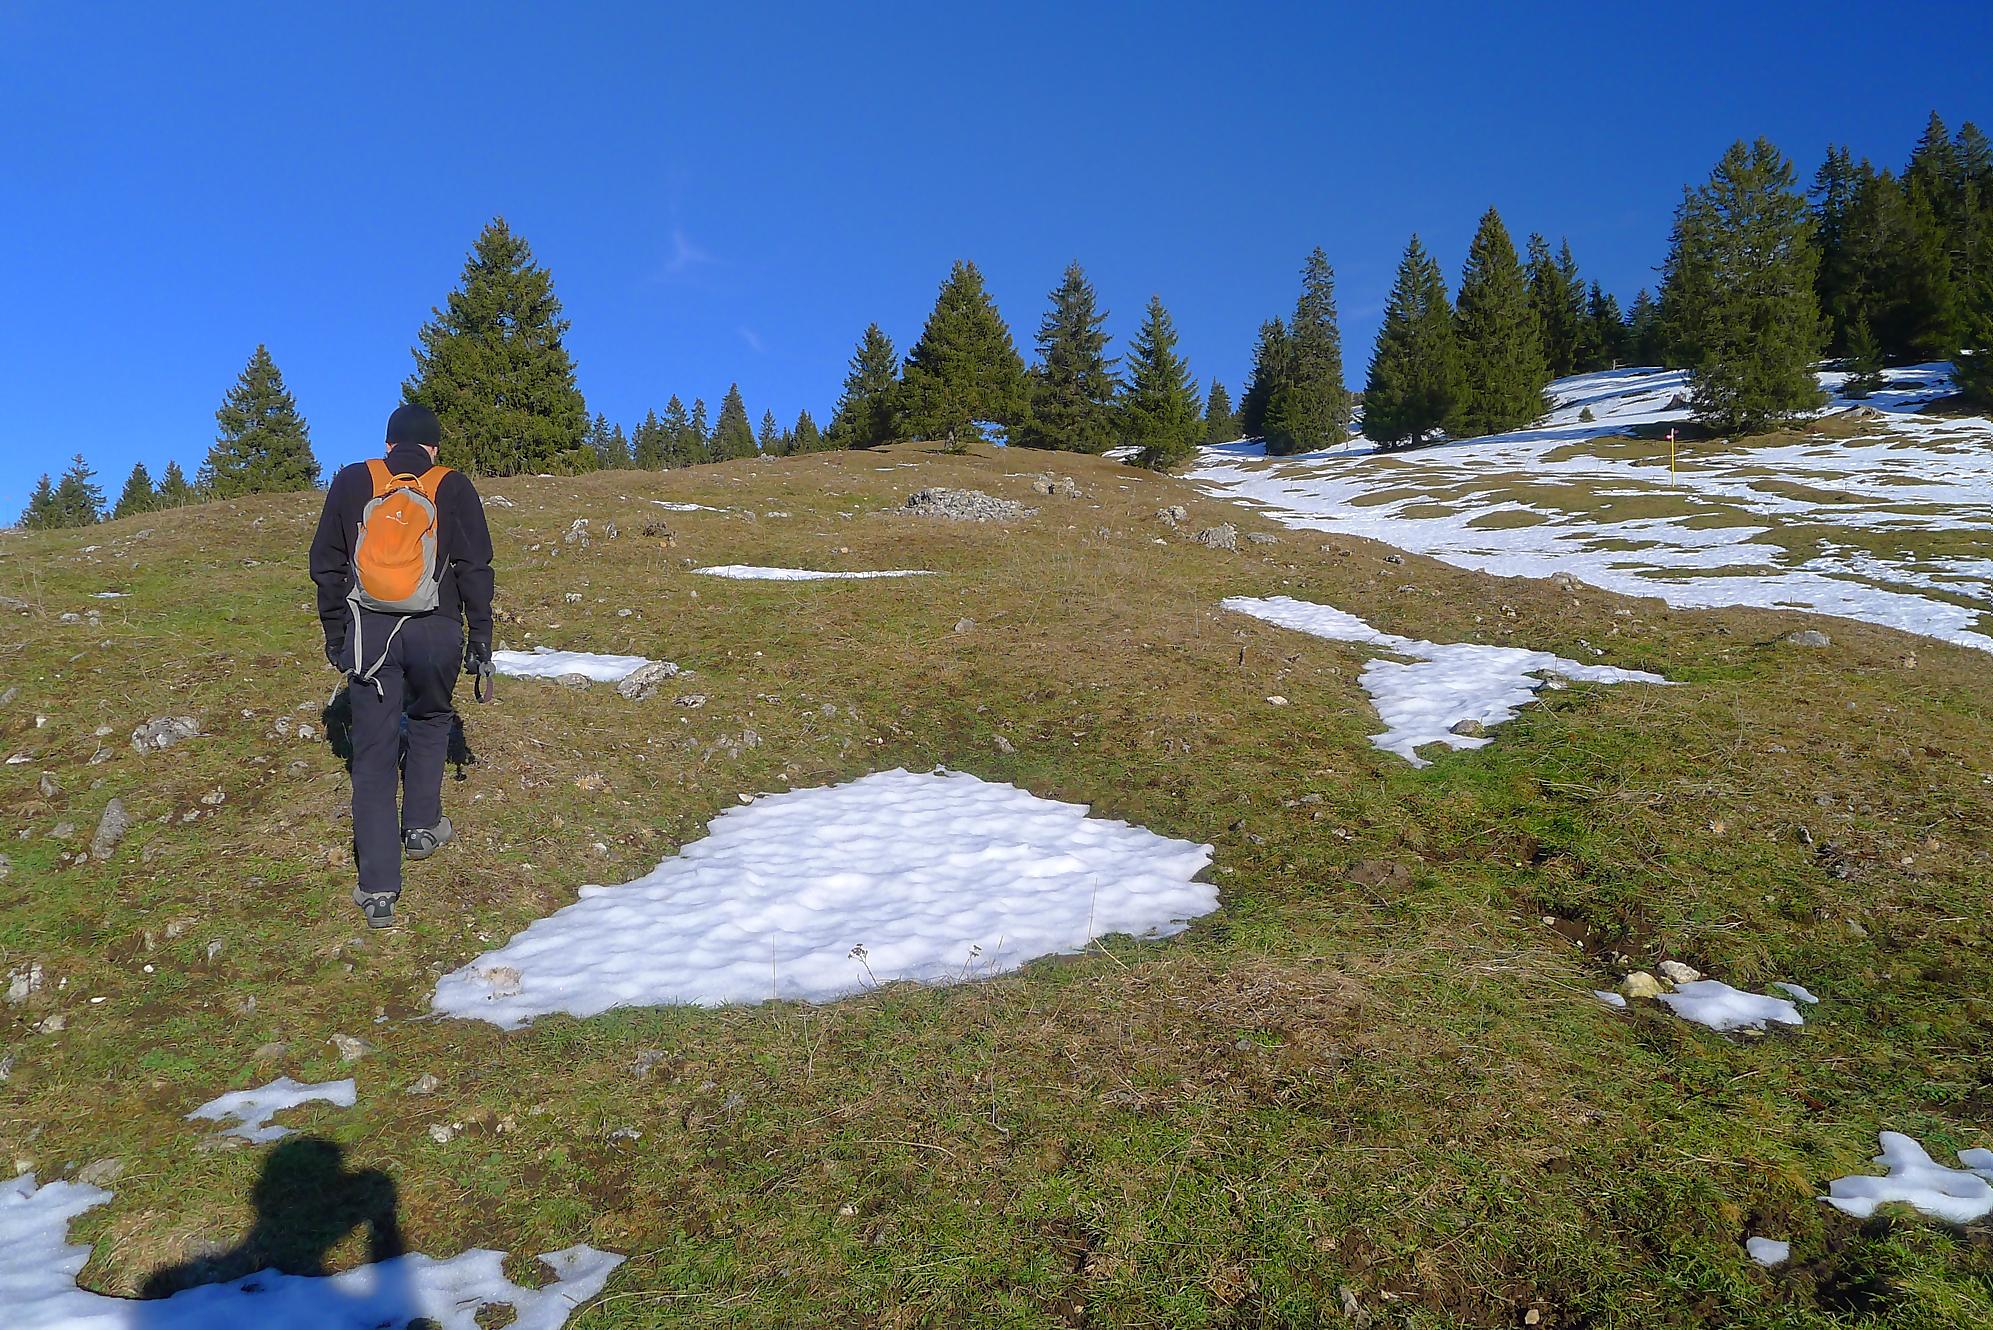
[363,458,394,497]
[415,465,453,501]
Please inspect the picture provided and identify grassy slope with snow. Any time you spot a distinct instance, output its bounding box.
[2,440,1991,1328]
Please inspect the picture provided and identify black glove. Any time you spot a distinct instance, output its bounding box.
[463,638,492,677]
[326,640,346,670]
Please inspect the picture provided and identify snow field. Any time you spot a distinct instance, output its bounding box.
[185,1077,355,1143]
[692,565,933,581]
[490,647,654,683]
[0,1171,620,1330]
[1221,595,1667,765]
[432,769,1216,1026]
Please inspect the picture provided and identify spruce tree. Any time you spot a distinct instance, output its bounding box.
[404,217,593,474]
[1263,247,1353,455]
[1202,381,1239,443]
[758,409,783,457]
[52,454,104,526]
[1238,318,1290,439]
[1123,296,1201,471]
[201,344,319,498]
[825,324,901,449]
[18,474,59,530]
[1661,139,1825,433]
[112,462,156,520]
[155,461,196,508]
[690,400,710,459]
[1016,262,1120,453]
[897,260,1028,443]
[1812,145,1860,351]
[1526,235,1586,377]
[589,413,634,469]
[1627,289,1663,365]
[710,385,757,461]
[1842,313,1885,398]
[1455,207,1550,435]
[791,409,823,453]
[1579,283,1627,370]
[632,410,667,469]
[1363,234,1465,449]
[660,397,697,468]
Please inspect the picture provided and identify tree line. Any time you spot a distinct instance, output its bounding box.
[21,110,1992,529]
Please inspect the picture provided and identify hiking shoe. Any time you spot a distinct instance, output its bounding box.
[352,886,398,929]
[403,816,453,861]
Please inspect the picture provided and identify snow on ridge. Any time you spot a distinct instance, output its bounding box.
[491,647,653,683]
[185,1076,355,1143]
[1193,364,1993,654]
[0,1171,622,1330]
[1823,1132,1993,1223]
[692,565,933,581]
[1222,595,1666,766]
[432,768,1216,1026]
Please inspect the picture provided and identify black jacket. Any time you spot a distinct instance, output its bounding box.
[309,444,495,656]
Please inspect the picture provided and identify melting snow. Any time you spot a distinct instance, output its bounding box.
[1745,1236,1791,1267]
[1193,365,1993,653]
[491,648,653,683]
[1657,979,1805,1032]
[433,768,1216,1026]
[649,500,723,512]
[185,1077,355,1144]
[692,565,933,581]
[1823,1132,1993,1223]
[1222,595,1667,765]
[1,1172,620,1329]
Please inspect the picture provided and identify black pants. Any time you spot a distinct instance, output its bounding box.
[347,610,461,898]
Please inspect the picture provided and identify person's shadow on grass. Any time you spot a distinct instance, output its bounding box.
[136,1136,423,1325]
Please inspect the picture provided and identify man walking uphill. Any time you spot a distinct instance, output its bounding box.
[310,403,495,928]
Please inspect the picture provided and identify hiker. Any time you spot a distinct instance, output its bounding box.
[310,403,494,927]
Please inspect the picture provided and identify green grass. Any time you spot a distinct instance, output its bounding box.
[2,444,1991,1328]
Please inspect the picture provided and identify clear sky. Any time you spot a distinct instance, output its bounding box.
[3,1,1988,515]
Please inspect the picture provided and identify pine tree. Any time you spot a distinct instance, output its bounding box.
[710,385,757,461]
[588,413,633,469]
[1842,312,1886,398]
[690,400,710,459]
[1578,283,1627,370]
[1627,289,1663,366]
[1812,145,1860,352]
[632,410,667,469]
[1123,296,1201,470]
[155,461,196,508]
[1263,248,1353,455]
[898,260,1028,443]
[1238,318,1290,440]
[1526,235,1586,377]
[791,409,824,454]
[1015,262,1120,453]
[52,454,104,526]
[658,397,697,468]
[404,217,593,475]
[1455,207,1550,435]
[200,344,319,498]
[1363,234,1466,449]
[826,324,901,449]
[1661,139,1825,433]
[1202,381,1239,443]
[112,462,156,520]
[758,409,784,457]
[18,474,59,530]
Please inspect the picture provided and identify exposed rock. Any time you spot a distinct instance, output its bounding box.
[1657,959,1702,985]
[953,617,975,634]
[1347,860,1411,892]
[1191,523,1238,552]
[602,521,619,540]
[428,1123,457,1145]
[1246,531,1278,545]
[1786,629,1832,648]
[132,716,200,752]
[485,494,515,508]
[49,822,76,840]
[252,1041,289,1061]
[1155,505,1188,527]
[76,1158,123,1188]
[1552,572,1578,592]
[38,773,58,799]
[1031,474,1082,498]
[406,1073,442,1096]
[901,487,1034,522]
[630,1049,666,1079]
[992,734,1016,755]
[7,963,45,1004]
[675,693,708,708]
[1383,553,1405,565]
[1448,719,1486,738]
[1620,971,1665,1000]
[0,686,16,704]
[615,660,683,701]
[329,1033,373,1063]
[555,672,594,689]
[90,798,130,859]
[562,518,590,547]
[0,854,10,881]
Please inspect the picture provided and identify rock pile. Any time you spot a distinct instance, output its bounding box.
[901,488,1035,522]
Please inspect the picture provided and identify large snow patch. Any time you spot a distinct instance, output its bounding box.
[433,769,1216,1025]
[0,1172,621,1330]
[1222,595,1667,765]
[491,647,652,683]
[693,565,932,581]
[1822,1132,1993,1223]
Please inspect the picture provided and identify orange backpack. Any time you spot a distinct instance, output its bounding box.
[345,459,452,688]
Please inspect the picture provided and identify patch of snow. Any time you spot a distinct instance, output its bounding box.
[491,648,652,684]
[92,592,127,600]
[1823,1132,1993,1223]
[1745,1236,1790,1266]
[185,1077,356,1143]
[1657,979,1804,1032]
[1772,981,1820,1005]
[649,500,722,512]
[433,769,1216,1026]
[0,1171,621,1329]
[1192,365,1993,653]
[691,566,933,581]
[1222,595,1666,765]
[1592,990,1628,1009]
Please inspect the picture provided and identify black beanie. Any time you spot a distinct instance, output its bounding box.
[386,403,443,448]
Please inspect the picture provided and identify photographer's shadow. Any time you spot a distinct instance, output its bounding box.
[136,1137,424,1326]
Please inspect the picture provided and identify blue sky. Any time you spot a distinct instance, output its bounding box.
[2,2,1988,515]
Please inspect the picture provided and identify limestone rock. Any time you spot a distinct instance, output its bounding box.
[615,660,682,701]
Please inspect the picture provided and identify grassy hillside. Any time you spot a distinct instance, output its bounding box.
[3,442,1990,1328]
